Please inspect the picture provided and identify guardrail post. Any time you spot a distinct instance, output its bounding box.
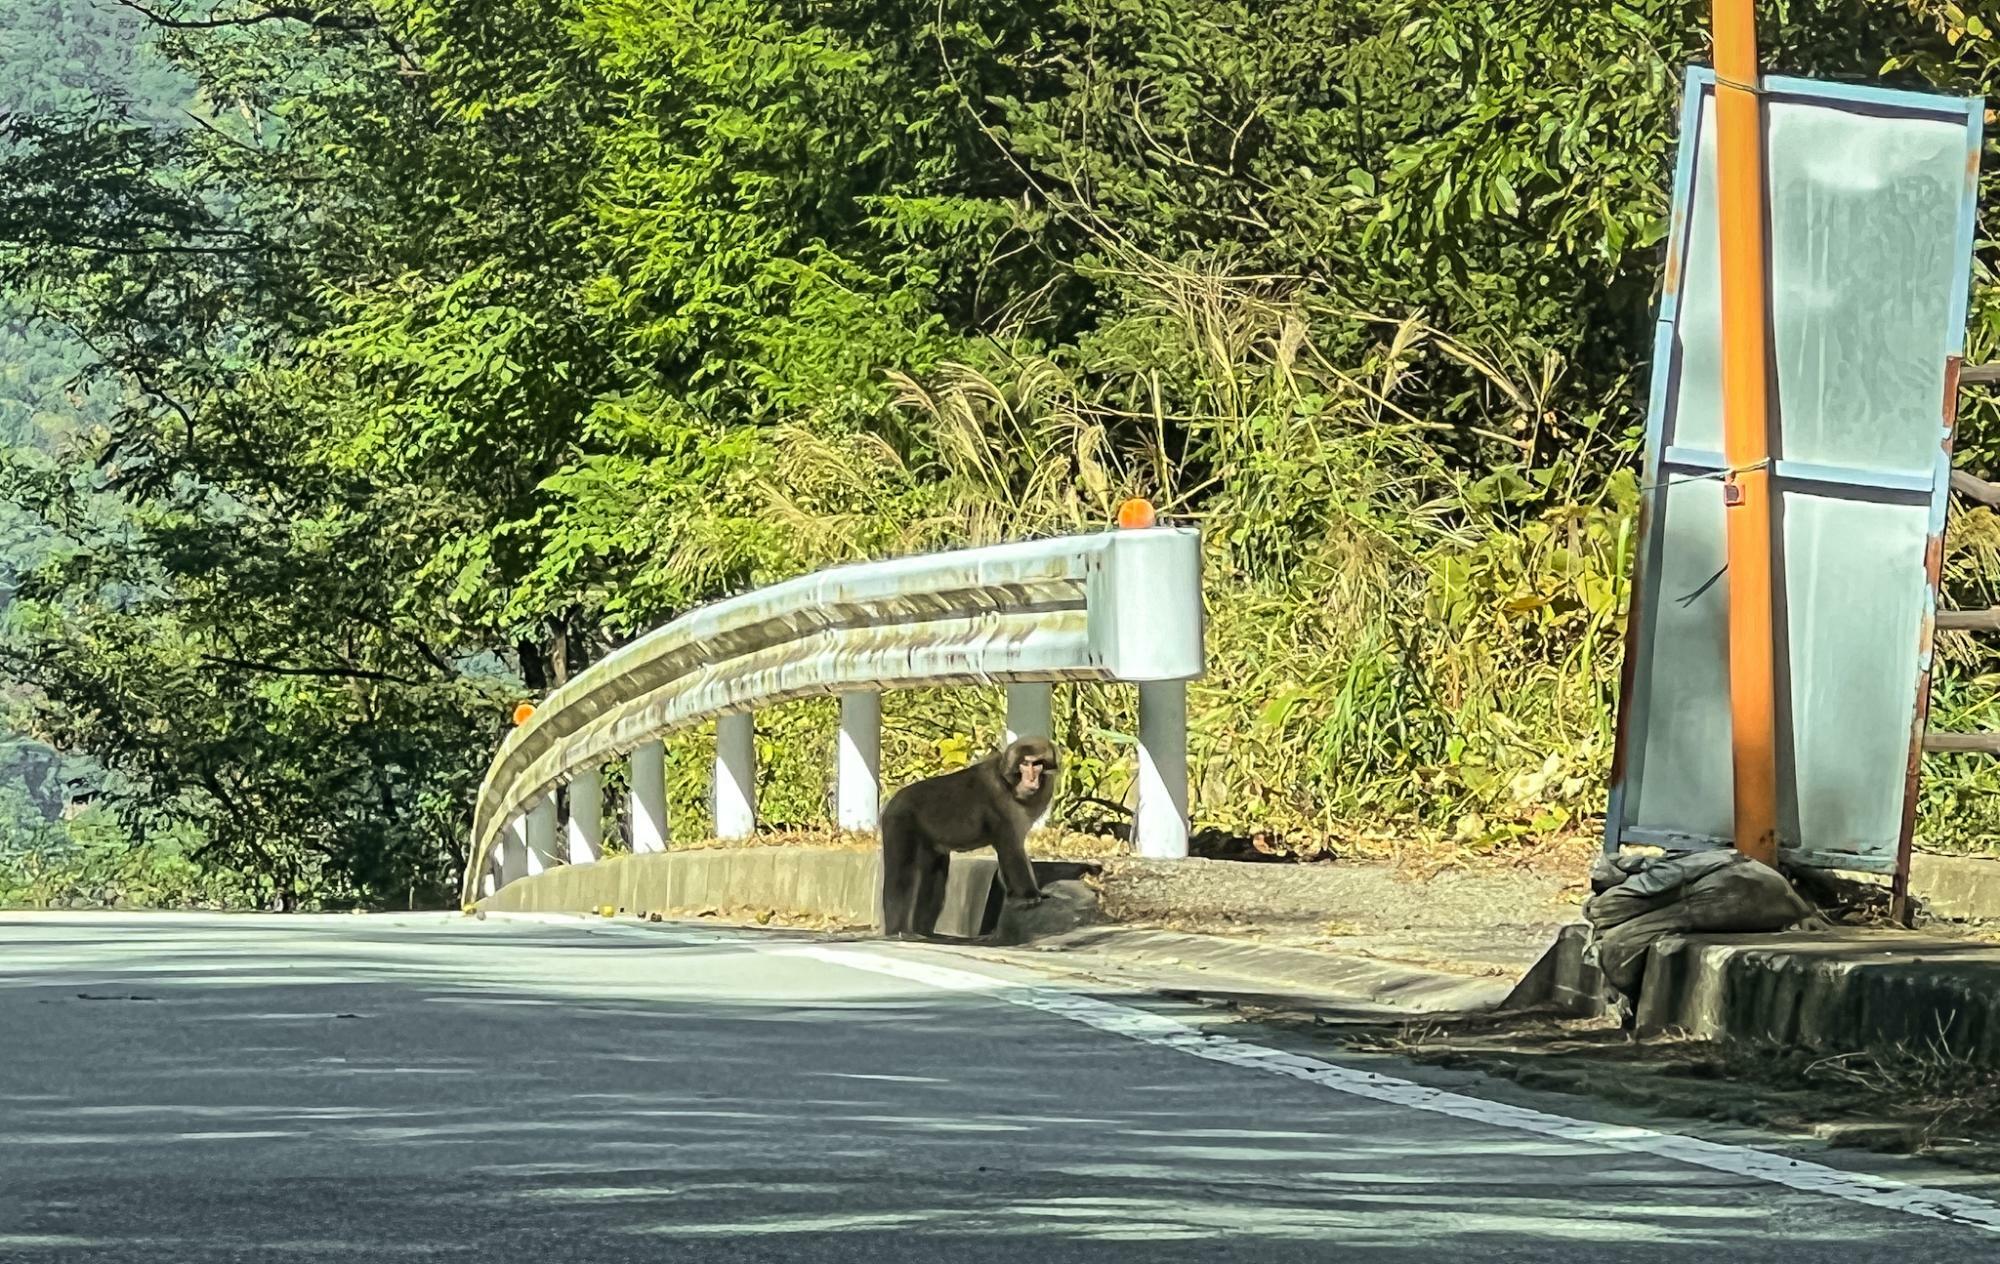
[498,813,529,886]
[1005,683,1054,831]
[629,740,668,854]
[1135,681,1190,858]
[1005,683,1052,743]
[837,691,881,832]
[464,528,1208,901]
[715,712,757,839]
[525,793,561,874]
[567,767,603,864]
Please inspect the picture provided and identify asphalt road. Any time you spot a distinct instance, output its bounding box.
[3,912,1998,1261]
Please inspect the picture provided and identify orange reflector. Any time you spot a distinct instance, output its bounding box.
[1116,498,1157,529]
[512,703,537,726]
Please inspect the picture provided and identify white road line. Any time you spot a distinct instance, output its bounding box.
[783,942,2000,1234]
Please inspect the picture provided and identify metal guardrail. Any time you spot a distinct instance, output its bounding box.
[461,527,1205,907]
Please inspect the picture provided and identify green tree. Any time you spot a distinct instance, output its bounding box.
[3,0,1998,907]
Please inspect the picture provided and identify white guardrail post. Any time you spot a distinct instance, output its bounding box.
[1135,681,1191,859]
[497,814,528,886]
[566,768,603,864]
[629,740,668,854]
[837,691,882,831]
[713,712,757,840]
[1004,683,1053,743]
[524,793,561,875]
[462,523,1205,905]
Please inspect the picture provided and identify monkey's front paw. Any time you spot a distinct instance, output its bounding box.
[1006,891,1046,907]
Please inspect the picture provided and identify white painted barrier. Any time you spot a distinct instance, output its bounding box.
[464,527,1205,905]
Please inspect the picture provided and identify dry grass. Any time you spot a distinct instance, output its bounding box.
[666,262,2000,867]
[1303,1008,2000,1167]
[748,270,1640,860]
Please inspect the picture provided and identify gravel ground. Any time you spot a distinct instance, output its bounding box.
[639,829,1593,974]
[1089,856,1584,973]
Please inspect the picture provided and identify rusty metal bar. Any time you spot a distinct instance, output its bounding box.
[1897,353,1963,925]
[1951,468,2000,505]
[1936,607,2000,632]
[1923,732,2000,755]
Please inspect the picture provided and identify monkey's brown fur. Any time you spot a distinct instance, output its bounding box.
[878,737,1057,937]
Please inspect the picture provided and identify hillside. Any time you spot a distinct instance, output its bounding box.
[0,1,1995,909]
[0,0,189,852]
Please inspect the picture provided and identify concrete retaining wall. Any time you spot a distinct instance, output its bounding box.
[477,848,1094,940]
[486,848,2000,934]
[483,848,877,922]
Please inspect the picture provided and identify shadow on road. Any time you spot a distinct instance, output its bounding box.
[0,913,1982,1262]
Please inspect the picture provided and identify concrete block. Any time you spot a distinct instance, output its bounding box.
[1500,923,1608,1017]
[939,856,998,938]
[736,849,780,908]
[609,854,645,914]
[992,879,1099,946]
[1631,930,2000,1067]
[1910,852,2000,922]
[790,852,836,919]
[693,852,735,911]
[848,853,883,926]
[764,845,804,913]
[535,867,580,912]
[795,851,875,925]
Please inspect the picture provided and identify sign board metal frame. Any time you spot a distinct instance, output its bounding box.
[1608,68,1984,876]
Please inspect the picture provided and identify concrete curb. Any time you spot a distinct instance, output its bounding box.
[1505,923,2000,1069]
[477,851,1509,1015]
[1499,924,1607,1015]
[480,847,2000,1067]
[1911,852,2000,922]
[476,848,1098,940]
[1634,931,2000,1065]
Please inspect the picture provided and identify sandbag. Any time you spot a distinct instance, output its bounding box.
[1592,905,1693,997]
[1586,850,1742,930]
[1583,851,1813,1001]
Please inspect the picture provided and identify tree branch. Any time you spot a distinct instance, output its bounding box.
[26,232,256,258]
[114,1,377,32]
[199,654,432,687]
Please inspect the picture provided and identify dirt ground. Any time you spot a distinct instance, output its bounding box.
[672,826,1590,972]
[1089,855,1582,968]
[664,825,1593,973]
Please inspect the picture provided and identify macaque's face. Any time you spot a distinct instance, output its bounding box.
[1005,738,1058,800]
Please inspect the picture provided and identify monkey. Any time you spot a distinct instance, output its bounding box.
[878,736,1059,938]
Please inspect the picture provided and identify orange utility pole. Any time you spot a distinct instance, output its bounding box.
[1711,0,1781,866]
